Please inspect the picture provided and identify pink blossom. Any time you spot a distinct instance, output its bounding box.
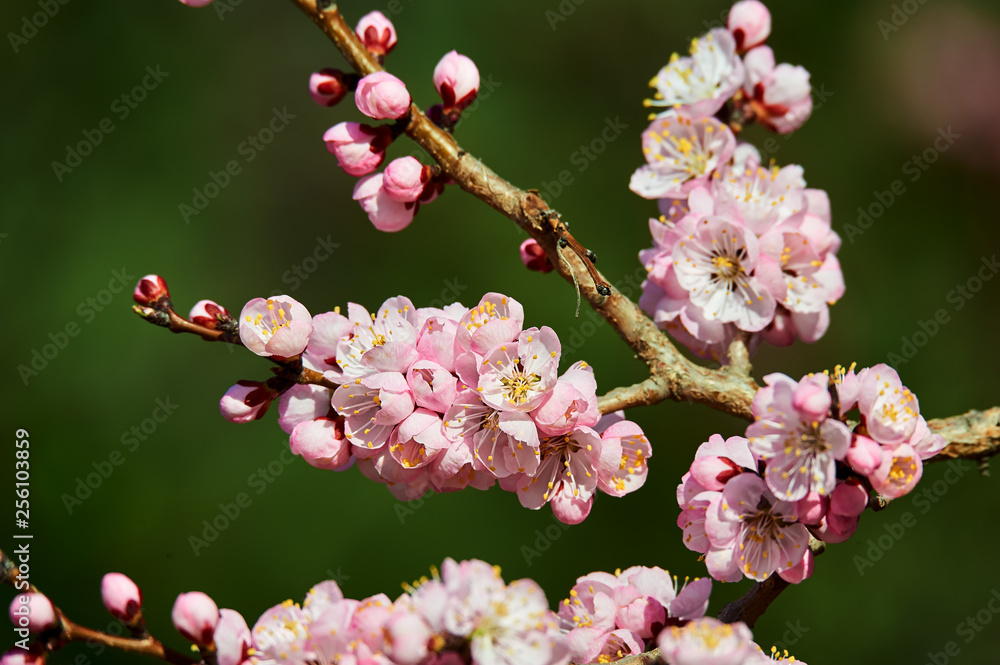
[858,364,920,445]
[355,11,397,56]
[673,215,775,331]
[558,576,617,634]
[335,298,419,382]
[712,160,806,237]
[456,293,524,355]
[0,651,44,665]
[597,418,651,497]
[572,628,644,664]
[214,609,251,665]
[444,390,540,478]
[477,327,561,412]
[908,415,948,460]
[646,29,745,119]
[383,611,432,665]
[239,295,312,359]
[530,360,599,436]
[688,434,755,491]
[8,593,55,634]
[219,381,274,423]
[830,478,869,517]
[777,546,815,585]
[333,371,414,456]
[515,426,603,524]
[406,359,458,413]
[747,373,851,501]
[630,115,736,199]
[615,567,712,637]
[383,156,430,203]
[658,617,754,665]
[309,68,347,107]
[743,46,812,134]
[728,1,771,51]
[323,122,392,176]
[869,443,923,499]
[711,473,810,581]
[133,274,169,306]
[101,573,142,623]
[415,309,464,373]
[251,600,311,665]
[352,173,418,232]
[178,0,215,6]
[189,299,231,330]
[519,239,553,273]
[433,50,480,112]
[171,592,219,646]
[277,384,331,434]
[354,71,411,120]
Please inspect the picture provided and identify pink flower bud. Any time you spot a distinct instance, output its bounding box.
[309,68,348,107]
[238,295,313,359]
[220,381,274,423]
[178,0,216,7]
[794,490,829,525]
[214,609,251,665]
[846,435,882,475]
[792,381,831,421]
[133,275,170,307]
[519,239,553,273]
[830,478,869,517]
[383,612,431,665]
[1,651,44,665]
[8,593,56,634]
[690,456,743,491]
[355,11,397,56]
[189,300,232,330]
[382,157,431,203]
[323,122,392,177]
[290,418,353,471]
[101,573,142,623]
[355,72,411,120]
[728,0,771,51]
[777,547,813,584]
[171,592,219,646]
[825,510,859,537]
[353,173,417,232]
[433,51,480,112]
[761,308,796,347]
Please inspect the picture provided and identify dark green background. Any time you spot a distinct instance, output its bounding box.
[5,0,1000,662]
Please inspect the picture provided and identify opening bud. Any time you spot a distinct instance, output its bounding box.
[309,68,348,107]
[171,591,219,647]
[355,11,397,57]
[133,275,170,308]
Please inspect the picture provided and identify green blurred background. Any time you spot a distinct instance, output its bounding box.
[5,0,1000,662]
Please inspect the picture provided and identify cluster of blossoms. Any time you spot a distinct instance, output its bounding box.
[224,290,650,525]
[678,363,945,583]
[7,565,807,665]
[309,12,480,232]
[631,1,844,360]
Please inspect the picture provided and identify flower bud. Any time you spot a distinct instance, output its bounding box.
[101,573,143,624]
[355,72,411,120]
[178,0,216,7]
[384,611,432,665]
[189,300,232,330]
[214,609,252,665]
[1,651,44,665]
[830,478,869,517]
[761,308,796,347]
[728,0,771,51]
[238,295,313,359]
[846,435,882,475]
[323,122,392,177]
[690,456,742,491]
[290,418,353,471]
[8,593,56,634]
[777,547,813,584]
[355,11,397,56]
[792,381,831,421]
[309,68,348,107]
[519,239,553,273]
[171,592,219,646]
[382,157,431,203]
[353,173,417,232]
[220,381,275,423]
[433,51,480,112]
[825,511,859,537]
[794,490,828,525]
[133,275,170,307]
